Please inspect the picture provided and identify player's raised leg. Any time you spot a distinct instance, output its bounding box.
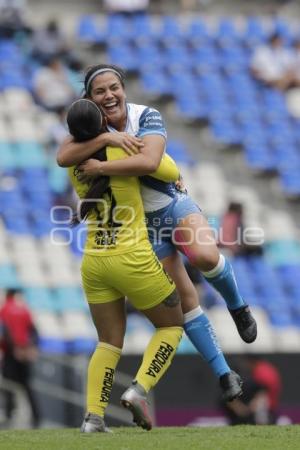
[162,252,242,401]
[174,213,257,343]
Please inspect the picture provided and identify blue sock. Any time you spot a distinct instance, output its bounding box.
[184,307,230,378]
[202,255,245,310]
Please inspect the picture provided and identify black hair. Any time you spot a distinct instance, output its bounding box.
[6,289,22,297]
[66,99,110,224]
[84,64,126,96]
[269,32,283,43]
[73,150,109,225]
[67,98,103,142]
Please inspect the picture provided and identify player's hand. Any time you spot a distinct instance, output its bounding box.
[104,132,144,155]
[77,159,102,181]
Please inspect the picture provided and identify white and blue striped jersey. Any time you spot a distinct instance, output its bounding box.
[107,103,176,212]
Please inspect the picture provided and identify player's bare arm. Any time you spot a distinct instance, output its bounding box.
[78,135,165,177]
[56,132,144,167]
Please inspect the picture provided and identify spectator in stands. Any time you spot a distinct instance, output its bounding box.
[219,202,244,257]
[222,356,282,425]
[103,0,149,15]
[0,0,30,38]
[33,56,77,113]
[0,289,40,427]
[249,355,282,424]
[219,202,264,257]
[285,37,300,117]
[291,37,300,80]
[30,19,82,70]
[251,32,295,91]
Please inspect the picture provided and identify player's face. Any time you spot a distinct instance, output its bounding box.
[89,72,127,130]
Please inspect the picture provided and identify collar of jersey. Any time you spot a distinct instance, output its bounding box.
[107,102,130,134]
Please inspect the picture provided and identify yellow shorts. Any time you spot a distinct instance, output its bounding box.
[81,243,175,310]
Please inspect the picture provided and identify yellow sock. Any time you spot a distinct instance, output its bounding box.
[135,326,183,392]
[86,342,121,417]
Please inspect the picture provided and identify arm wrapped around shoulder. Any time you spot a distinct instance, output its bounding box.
[150,153,180,182]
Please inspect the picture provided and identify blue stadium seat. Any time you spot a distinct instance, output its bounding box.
[131,13,155,44]
[245,144,276,171]
[76,15,106,44]
[268,309,294,327]
[24,287,56,312]
[15,142,47,168]
[157,16,184,47]
[135,43,164,72]
[0,71,29,90]
[0,265,21,289]
[107,14,133,43]
[167,140,194,164]
[265,240,300,265]
[163,45,193,73]
[185,18,211,48]
[140,71,172,97]
[48,165,69,194]
[192,46,219,73]
[220,46,249,74]
[0,142,18,168]
[272,17,293,41]
[38,338,66,353]
[107,43,139,72]
[243,17,267,47]
[211,119,241,145]
[215,18,241,48]
[176,96,208,121]
[4,215,31,234]
[68,338,96,354]
[280,166,300,196]
[53,287,86,312]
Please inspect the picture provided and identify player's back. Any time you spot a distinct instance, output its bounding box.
[68,147,149,255]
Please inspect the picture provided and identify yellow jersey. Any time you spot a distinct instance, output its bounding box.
[68,147,179,256]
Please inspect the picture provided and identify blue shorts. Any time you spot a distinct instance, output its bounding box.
[145,193,201,260]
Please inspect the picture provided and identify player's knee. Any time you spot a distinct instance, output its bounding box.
[99,331,125,349]
[189,249,219,272]
[162,289,181,308]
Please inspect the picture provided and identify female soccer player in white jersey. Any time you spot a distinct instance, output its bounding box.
[57,64,255,401]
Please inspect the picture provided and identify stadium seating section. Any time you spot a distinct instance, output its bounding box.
[0,14,300,354]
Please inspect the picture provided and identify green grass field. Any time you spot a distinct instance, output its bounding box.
[0,426,299,450]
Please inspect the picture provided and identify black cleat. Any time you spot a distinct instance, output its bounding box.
[80,413,112,433]
[220,371,243,402]
[229,305,257,343]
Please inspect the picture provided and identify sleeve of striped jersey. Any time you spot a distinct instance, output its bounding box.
[137,107,167,139]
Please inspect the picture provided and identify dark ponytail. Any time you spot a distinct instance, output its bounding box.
[66,98,110,225]
[72,150,110,225]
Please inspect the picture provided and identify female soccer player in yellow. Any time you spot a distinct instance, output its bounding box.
[65,99,183,432]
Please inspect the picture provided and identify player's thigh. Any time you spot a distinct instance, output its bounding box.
[161,252,200,314]
[81,254,126,347]
[89,299,126,348]
[175,213,219,270]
